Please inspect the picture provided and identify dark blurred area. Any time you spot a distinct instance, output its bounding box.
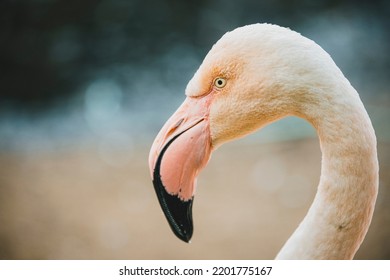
[1,0,201,112]
[0,0,389,259]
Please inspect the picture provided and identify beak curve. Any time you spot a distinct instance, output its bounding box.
[149,96,213,242]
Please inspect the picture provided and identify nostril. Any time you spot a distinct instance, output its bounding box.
[167,118,185,137]
[174,118,184,129]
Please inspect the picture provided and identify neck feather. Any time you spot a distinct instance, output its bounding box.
[276,83,379,259]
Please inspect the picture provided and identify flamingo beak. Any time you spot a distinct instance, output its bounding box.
[149,96,213,242]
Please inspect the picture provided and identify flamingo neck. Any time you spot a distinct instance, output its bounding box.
[276,83,378,259]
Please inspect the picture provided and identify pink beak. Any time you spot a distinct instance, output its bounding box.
[149,95,214,242]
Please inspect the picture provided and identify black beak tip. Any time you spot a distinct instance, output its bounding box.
[165,197,194,243]
[152,176,194,243]
[176,227,193,243]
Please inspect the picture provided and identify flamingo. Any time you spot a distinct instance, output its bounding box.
[148,24,378,259]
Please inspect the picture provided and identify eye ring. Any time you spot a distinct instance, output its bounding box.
[214,77,227,88]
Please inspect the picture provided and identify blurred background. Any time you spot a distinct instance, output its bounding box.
[0,0,389,259]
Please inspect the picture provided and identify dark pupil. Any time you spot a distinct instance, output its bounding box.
[217,80,222,85]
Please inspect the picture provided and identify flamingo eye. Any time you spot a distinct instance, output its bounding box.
[214,77,226,88]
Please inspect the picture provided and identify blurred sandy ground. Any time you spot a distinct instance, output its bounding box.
[0,126,389,259]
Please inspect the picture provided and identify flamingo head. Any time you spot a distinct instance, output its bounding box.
[148,23,333,242]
